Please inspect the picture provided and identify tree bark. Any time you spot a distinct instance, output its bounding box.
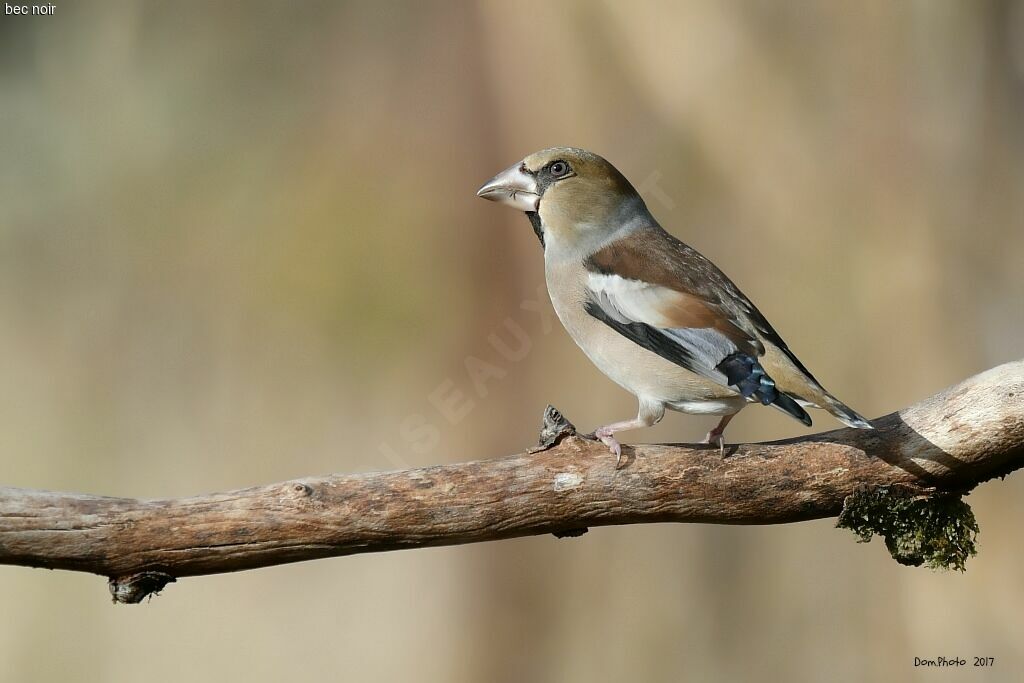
[2,360,1022,602]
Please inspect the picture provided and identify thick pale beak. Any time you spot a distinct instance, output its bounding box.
[476,162,540,211]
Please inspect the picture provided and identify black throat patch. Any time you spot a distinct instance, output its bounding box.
[526,212,544,248]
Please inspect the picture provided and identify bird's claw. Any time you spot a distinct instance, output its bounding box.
[702,430,726,456]
[592,428,624,467]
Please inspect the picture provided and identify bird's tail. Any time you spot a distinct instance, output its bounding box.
[799,392,874,430]
[755,344,874,430]
[823,394,874,429]
[717,352,871,429]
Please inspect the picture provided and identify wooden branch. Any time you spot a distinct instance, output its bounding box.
[2,360,1023,602]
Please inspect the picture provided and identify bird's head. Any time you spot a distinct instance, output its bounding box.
[476,147,652,251]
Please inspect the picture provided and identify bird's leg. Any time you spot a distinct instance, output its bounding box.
[701,413,737,456]
[591,400,664,467]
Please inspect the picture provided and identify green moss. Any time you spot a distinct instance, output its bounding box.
[836,487,978,571]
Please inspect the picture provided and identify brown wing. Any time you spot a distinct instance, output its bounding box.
[585,226,820,384]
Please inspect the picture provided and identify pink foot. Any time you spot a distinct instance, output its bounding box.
[701,429,726,456]
[701,414,736,456]
[593,427,623,467]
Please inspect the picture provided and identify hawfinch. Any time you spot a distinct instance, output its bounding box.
[477,147,872,460]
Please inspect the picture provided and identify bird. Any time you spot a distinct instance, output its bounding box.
[476,147,873,462]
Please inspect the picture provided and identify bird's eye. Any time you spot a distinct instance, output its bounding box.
[549,161,570,177]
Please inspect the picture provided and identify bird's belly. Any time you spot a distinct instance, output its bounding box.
[545,267,740,409]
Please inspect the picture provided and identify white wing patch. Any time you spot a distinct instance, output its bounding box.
[587,274,679,327]
[586,273,739,385]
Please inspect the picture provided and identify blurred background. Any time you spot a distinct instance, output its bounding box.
[2,1,1024,681]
